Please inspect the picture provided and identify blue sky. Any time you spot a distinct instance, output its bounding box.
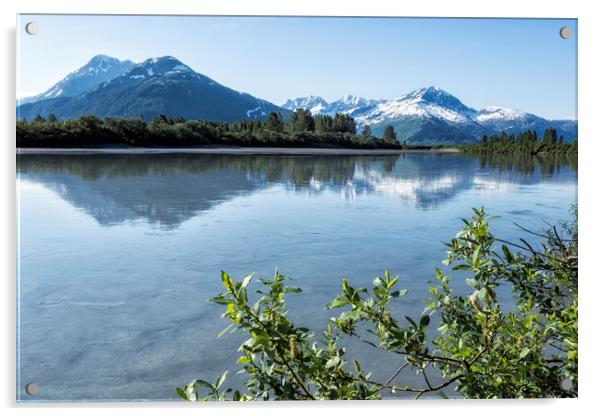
[17,15,577,119]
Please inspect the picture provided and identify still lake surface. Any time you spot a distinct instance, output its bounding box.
[17,152,577,401]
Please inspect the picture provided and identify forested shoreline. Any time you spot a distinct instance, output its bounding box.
[16,110,406,149]
[461,129,577,155]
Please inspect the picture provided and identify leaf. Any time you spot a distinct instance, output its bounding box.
[226,303,235,314]
[405,316,417,328]
[218,323,234,338]
[325,357,340,369]
[215,371,228,389]
[250,332,269,348]
[208,296,232,305]
[465,278,478,287]
[390,289,408,298]
[241,274,252,289]
[453,264,473,271]
[327,296,350,309]
[502,245,513,262]
[472,245,482,265]
[388,277,399,289]
[236,356,251,364]
[342,278,350,293]
[176,387,188,400]
[519,347,530,359]
[420,315,430,328]
[221,271,234,291]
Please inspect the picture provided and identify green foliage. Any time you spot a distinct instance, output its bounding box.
[16,112,402,149]
[263,112,285,133]
[461,129,577,155]
[287,108,315,133]
[314,114,356,135]
[179,208,577,401]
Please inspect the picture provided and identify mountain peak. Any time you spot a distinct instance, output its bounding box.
[281,96,328,115]
[88,54,121,65]
[404,86,455,102]
[397,86,474,116]
[20,55,135,104]
[126,56,195,79]
[339,94,368,106]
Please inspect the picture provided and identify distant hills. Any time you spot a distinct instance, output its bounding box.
[17,55,577,145]
[283,87,577,145]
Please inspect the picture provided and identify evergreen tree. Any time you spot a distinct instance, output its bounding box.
[264,112,284,132]
[333,113,356,134]
[287,109,315,132]
[314,115,334,133]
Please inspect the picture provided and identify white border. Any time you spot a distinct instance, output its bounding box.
[2,1,600,415]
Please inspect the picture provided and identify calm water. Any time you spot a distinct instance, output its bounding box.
[17,152,577,401]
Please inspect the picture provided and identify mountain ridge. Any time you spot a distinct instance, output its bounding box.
[17,56,577,145]
[283,86,577,144]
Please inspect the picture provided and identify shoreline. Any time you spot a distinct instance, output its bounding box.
[16,147,460,156]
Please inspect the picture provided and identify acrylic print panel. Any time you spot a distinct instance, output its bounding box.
[16,14,578,402]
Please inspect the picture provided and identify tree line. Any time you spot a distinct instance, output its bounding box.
[16,110,403,149]
[461,128,578,155]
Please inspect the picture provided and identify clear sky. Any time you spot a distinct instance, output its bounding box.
[17,15,577,119]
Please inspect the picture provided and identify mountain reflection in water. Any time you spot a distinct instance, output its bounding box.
[17,152,577,228]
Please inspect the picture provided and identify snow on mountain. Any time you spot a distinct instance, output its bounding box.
[475,106,532,123]
[324,95,382,115]
[284,87,478,126]
[123,56,198,81]
[19,55,135,104]
[282,96,329,115]
[283,87,577,144]
[355,87,478,126]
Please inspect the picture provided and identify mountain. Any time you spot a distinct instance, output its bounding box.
[19,55,135,105]
[284,87,577,145]
[283,95,382,117]
[475,106,577,140]
[17,56,289,122]
[282,96,329,115]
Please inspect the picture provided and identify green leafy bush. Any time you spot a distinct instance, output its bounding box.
[178,207,577,400]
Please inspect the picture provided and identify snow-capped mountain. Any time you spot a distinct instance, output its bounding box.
[282,96,329,115]
[475,106,577,139]
[17,57,577,145]
[17,56,289,122]
[284,87,577,144]
[19,55,135,105]
[283,94,381,117]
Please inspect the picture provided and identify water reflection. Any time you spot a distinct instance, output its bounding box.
[16,151,577,401]
[18,153,577,228]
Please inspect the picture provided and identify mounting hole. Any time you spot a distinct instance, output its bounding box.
[25,383,39,396]
[25,22,39,35]
[559,26,571,39]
